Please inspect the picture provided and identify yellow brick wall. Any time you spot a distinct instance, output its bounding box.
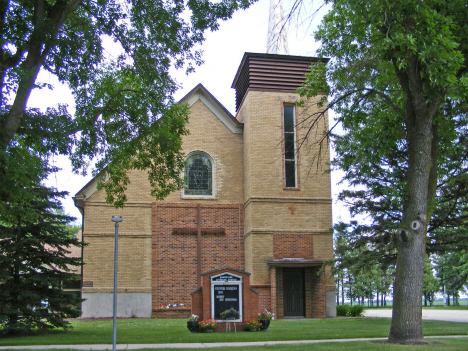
[313,233,334,261]
[83,202,152,235]
[240,90,333,286]
[81,96,243,291]
[162,99,243,204]
[244,200,332,234]
[238,90,331,200]
[247,233,273,285]
[81,203,152,293]
[82,234,152,293]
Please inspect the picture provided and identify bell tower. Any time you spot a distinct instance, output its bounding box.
[230,1,335,317]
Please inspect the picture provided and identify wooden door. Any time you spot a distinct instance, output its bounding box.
[283,268,305,317]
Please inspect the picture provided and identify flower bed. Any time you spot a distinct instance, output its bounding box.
[198,319,219,332]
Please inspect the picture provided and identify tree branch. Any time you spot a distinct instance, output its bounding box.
[0,0,84,151]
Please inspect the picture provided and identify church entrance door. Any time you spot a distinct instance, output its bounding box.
[283,268,305,317]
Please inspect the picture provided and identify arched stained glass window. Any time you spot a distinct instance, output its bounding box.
[184,153,212,196]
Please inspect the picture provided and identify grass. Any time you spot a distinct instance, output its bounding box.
[0,318,467,347]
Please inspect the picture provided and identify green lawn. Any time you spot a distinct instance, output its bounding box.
[1,318,467,347]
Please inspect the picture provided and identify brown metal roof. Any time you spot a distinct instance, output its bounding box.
[231,53,328,111]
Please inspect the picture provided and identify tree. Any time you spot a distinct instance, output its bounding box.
[333,223,394,307]
[299,0,468,343]
[436,252,468,306]
[0,146,82,335]
[422,256,438,306]
[0,0,255,207]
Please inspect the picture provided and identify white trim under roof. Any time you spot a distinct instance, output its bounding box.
[181,85,243,134]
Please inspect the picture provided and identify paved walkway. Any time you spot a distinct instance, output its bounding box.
[364,308,468,323]
[1,336,468,350]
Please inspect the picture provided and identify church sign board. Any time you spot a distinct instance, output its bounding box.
[210,273,242,322]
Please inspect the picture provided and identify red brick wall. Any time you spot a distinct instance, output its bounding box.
[251,285,271,313]
[307,267,326,318]
[273,234,314,259]
[276,268,284,319]
[190,288,203,319]
[152,309,191,319]
[152,203,244,312]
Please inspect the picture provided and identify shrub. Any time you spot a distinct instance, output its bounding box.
[349,304,364,317]
[336,304,365,317]
[336,304,349,317]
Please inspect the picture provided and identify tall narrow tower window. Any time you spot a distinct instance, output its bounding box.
[284,105,296,188]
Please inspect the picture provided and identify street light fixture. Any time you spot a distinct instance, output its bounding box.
[111,216,122,351]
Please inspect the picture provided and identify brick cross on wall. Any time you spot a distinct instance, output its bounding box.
[289,203,296,214]
[172,204,225,287]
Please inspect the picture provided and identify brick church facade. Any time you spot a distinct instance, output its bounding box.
[74,53,336,319]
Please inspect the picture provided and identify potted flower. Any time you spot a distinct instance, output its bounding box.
[187,314,199,333]
[257,309,273,331]
[243,318,261,332]
[198,319,219,333]
[220,308,240,320]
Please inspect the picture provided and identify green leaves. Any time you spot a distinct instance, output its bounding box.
[0,147,83,335]
[302,0,468,244]
[300,2,468,337]
[1,0,257,206]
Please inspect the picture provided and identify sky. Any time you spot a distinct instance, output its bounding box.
[27,0,349,225]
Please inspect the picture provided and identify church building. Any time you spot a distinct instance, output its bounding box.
[73,0,335,320]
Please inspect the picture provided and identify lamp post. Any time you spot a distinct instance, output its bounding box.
[111,216,122,351]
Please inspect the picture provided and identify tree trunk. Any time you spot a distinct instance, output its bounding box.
[341,276,344,305]
[0,0,83,153]
[388,85,434,342]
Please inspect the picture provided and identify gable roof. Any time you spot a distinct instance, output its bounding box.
[74,84,241,206]
[179,84,243,134]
